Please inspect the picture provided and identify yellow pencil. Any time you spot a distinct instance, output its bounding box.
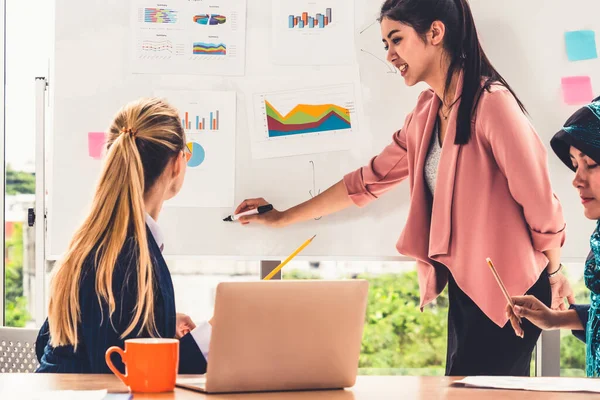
[486,257,514,307]
[486,257,522,326]
[263,235,317,280]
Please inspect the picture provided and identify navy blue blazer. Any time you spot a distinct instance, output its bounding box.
[35,227,207,374]
[569,250,592,343]
[571,303,590,343]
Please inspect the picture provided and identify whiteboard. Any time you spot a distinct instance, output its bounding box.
[49,0,599,261]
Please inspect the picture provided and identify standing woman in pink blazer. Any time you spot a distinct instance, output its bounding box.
[236,0,573,376]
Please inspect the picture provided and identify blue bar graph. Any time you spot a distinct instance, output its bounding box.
[288,8,332,29]
[180,110,219,131]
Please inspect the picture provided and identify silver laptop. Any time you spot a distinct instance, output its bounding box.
[176,280,369,394]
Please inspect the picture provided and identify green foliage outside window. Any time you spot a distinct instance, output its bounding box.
[4,166,35,326]
[5,223,30,327]
[285,267,586,376]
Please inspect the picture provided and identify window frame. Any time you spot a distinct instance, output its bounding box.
[0,0,6,326]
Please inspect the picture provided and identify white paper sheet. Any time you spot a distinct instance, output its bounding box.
[454,376,600,393]
[271,0,355,66]
[131,0,246,75]
[155,90,236,208]
[0,390,109,400]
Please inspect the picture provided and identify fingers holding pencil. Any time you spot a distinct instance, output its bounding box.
[511,295,558,331]
[486,257,524,337]
[505,303,524,338]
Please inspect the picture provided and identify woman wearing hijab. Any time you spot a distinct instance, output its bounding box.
[507,96,600,377]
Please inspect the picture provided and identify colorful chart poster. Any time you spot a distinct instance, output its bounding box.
[272,0,355,65]
[250,83,359,159]
[131,0,246,75]
[155,90,236,207]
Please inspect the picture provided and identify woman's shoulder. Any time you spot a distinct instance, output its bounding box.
[472,80,534,145]
[474,81,526,127]
[477,81,518,110]
[416,89,436,108]
[403,89,437,125]
[415,84,513,111]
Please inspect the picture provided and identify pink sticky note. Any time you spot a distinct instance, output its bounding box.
[88,132,106,160]
[561,76,594,105]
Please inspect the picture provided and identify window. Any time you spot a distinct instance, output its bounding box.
[560,262,588,376]
[173,259,450,376]
[281,261,539,376]
[3,0,54,327]
[170,258,583,376]
[168,259,261,324]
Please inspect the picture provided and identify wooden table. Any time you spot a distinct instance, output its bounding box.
[0,374,598,399]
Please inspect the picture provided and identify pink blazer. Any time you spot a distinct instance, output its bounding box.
[343,77,565,327]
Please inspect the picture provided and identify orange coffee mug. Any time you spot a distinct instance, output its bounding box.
[105,338,179,393]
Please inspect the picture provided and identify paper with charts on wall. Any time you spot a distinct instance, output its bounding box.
[154,90,236,208]
[250,83,360,159]
[271,0,355,65]
[131,0,246,75]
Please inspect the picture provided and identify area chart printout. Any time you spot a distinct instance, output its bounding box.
[251,83,359,159]
[131,0,246,75]
[155,90,236,207]
[272,0,354,65]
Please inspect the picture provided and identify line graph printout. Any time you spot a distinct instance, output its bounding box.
[251,83,360,159]
[131,0,246,75]
[272,0,354,65]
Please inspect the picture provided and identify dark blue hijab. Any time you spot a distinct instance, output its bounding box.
[551,95,600,377]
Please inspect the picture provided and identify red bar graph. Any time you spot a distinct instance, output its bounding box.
[288,8,332,29]
[181,110,220,132]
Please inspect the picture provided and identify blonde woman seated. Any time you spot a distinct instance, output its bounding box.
[35,98,210,374]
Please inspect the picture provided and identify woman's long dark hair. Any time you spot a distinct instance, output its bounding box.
[380,0,526,145]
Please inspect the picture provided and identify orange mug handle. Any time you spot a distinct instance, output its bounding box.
[105,346,128,386]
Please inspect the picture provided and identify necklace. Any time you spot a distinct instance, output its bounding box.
[439,103,454,120]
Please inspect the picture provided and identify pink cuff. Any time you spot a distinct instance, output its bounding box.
[343,170,377,207]
[530,224,566,252]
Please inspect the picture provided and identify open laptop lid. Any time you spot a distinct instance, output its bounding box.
[201,280,369,394]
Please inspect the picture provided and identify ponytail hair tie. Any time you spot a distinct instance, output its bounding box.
[120,127,137,137]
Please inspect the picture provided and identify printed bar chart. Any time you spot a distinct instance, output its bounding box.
[144,8,178,23]
[182,110,220,131]
[288,8,331,28]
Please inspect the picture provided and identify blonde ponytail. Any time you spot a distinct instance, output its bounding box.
[48,98,185,349]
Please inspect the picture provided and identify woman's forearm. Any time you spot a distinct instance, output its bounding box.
[543,248,561,274]
[282,180,354,226]
[552,309,585,330]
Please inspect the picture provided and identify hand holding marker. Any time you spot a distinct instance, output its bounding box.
[223,204,274,222]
